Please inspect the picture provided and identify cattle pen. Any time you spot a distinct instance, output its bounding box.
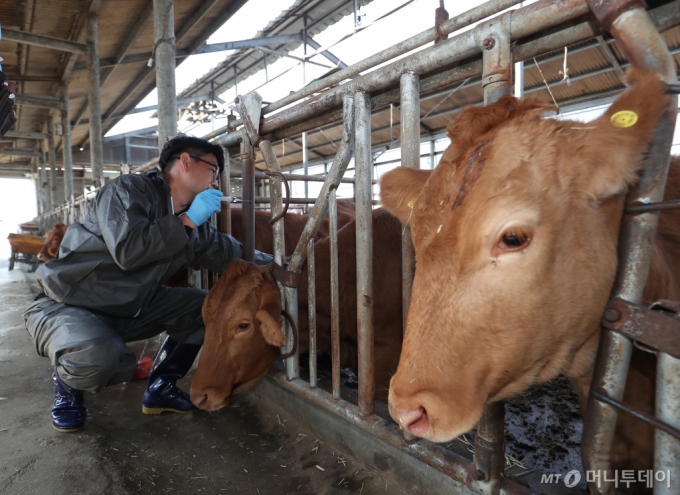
[12,0,680,493]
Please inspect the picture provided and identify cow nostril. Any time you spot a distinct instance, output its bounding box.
[403,406,430,436]
[193,394,209,410]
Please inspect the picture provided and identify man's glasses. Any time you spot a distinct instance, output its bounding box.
[190,155,220,182]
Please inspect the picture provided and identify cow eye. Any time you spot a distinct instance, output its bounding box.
[494,229,532,256]
[236,321,251,334]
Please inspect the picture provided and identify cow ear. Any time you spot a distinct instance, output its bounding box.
[380,168,432,224]
[256,309,285,347]
[574,68,670,200]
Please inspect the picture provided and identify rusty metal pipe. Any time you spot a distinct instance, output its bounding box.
[307,237,317,388]
[219,153,231,235]
[399,73,420,332]
[259,140,293,363]
[329,187,341,400]
[286,97,355,274]
[581,4,678,495]
[354,92,375,417]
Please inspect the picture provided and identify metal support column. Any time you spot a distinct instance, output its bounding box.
[60,82,74,202]
[153,0,177,147]
[124,136,132,167]
[354,91,374,417]
[39,143,48,217]
[241,139,256,262]
[473,17,513,495]
[86,13,104,187]
[46,114,58,210]
[399,72,420,331]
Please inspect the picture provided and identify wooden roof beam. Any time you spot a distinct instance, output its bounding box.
[79,0,246,148]
[71,0,154,127]
[1,28,88,54]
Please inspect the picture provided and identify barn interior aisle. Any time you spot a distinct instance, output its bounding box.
[0,262,396,495]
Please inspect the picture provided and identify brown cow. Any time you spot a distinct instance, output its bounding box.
[37,223,67,261]
[190,259,285,411]
[191,208,404,410]
[379,68,678,482]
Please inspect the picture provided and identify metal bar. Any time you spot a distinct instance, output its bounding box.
[242,151,256,262]
[306,37,348,69]
[307,237,317,388]
[219,152,232,235]
[47,116,58,210]
[87,13,104,187]
[0,27,88,53]
[474,401,506,493]
[329,187,341,400]
[61,82,74,202]
[193,34,303,54]
[596,35,626,81]
[592,391,680,442]
[154,0,178,147]
[229,171,376,185]
[260,0,525,117]
[581,4,679,495]
[626,199,680,213]
[286,96,355,274]
[259,140,292,365]
[39,145,48,216]
[302,132,308,211]
[354,92,374,417]
[400,72,420,333]
[476,14,512,104]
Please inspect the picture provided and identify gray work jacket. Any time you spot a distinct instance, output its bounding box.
[36,169,272,318]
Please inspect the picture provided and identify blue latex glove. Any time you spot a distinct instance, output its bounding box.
[185,188,223,226]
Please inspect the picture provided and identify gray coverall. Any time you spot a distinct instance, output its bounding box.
[24,169,272,392]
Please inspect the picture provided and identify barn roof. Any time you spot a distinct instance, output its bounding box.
[1,0,679,180]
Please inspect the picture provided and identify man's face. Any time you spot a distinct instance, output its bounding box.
[183,152,219,195]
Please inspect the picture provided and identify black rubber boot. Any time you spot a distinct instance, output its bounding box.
[141,337,200,415]
[51,369,86,433]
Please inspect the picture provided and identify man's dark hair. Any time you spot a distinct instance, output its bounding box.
[159,134,225,173]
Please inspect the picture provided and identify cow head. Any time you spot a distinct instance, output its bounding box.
[190,259,285,411]
[37,222,67,261]
[380,69,670,442]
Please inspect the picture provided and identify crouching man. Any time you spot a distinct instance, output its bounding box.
[24,135,272,432]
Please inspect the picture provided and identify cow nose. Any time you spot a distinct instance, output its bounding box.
[389,402,430,437]
[191,393,209,410]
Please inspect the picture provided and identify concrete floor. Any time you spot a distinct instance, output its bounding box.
[0,261,398,495]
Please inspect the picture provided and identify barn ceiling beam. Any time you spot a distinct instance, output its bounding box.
[3,130,49,140]
[0,28,88,53]
[73,34,306,71]
[1,74,62,82]
[306,37,348,69]
[0,148,41,157]
[78,0,249,149]
[71,0,154,128]
[14,94,66,110]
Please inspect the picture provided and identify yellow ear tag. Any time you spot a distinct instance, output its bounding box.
[407,199,416,209]
[610,110,638,128]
